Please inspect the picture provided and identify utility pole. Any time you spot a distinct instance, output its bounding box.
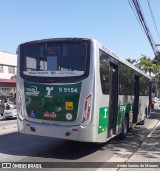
[155,44,160,64]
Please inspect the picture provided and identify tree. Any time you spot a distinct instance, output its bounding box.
[126,58,137,65]
[126,55,160,97]
[136,56,155,77]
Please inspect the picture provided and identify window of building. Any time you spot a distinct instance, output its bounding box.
[0,65,4,73]
[8,66,15,74]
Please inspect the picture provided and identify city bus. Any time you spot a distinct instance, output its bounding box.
[16,38,151,143]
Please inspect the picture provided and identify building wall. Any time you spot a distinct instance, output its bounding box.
[0,52,17,95]
[0,51,17,79]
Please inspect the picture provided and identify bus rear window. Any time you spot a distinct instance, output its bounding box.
[20,41,90,83]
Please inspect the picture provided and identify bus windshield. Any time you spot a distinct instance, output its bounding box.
[20,40,90,82]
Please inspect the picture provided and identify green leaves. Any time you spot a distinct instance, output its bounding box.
[126,56,160,77]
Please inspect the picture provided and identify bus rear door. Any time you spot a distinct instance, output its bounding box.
[108,63,118,137]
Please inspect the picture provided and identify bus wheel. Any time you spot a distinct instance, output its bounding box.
[119,116,128,139]
[139,118,145,125]
[139,120,145,125]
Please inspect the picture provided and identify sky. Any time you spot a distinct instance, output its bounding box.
[0,0,160,60]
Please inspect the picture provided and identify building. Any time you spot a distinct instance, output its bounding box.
[0,51,17,94]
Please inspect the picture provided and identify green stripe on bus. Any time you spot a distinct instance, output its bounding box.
[98,104,133,134]
[98,107,109,134]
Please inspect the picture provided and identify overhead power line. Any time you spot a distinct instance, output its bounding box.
[147,0,160,40]
[128,0,158,56]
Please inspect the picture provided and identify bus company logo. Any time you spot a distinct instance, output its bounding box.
[25,86,40,96]
[30,110,36,118]
[66,113,73,121]
[46,87,54,96]
[43,111,57,118]
[45,87,54,98]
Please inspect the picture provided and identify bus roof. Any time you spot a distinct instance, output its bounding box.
[93,39,151,80]
[19,38,91,46]
[18,37,151,80]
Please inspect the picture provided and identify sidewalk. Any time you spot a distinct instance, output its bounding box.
[0,123,17,136]
[119,109,160,171]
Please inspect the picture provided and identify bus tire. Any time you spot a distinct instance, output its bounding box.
[139,118,145,125]
[119,116,128,139]
[139,120,145,125]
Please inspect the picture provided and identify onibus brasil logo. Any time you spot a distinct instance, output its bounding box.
[25,86,40,96]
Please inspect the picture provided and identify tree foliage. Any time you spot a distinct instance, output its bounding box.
[126,56,160,97]
[127,56,160,77]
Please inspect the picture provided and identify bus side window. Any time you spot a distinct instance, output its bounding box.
[99,50,109,94]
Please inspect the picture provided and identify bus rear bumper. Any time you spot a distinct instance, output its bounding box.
[22,119,81,141]
[18,119,97,142]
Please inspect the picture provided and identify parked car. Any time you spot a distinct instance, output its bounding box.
[4,108,17,119]
[0,97,16,120]
[152,97,160,103]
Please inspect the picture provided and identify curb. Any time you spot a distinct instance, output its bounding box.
[146,120,160,138]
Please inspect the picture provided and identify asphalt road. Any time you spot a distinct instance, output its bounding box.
[0,110,159,171]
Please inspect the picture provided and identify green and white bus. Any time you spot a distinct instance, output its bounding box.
[16,38,151,143]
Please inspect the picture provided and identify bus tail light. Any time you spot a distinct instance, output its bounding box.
[82,94,92,123]
[82,38,90,43]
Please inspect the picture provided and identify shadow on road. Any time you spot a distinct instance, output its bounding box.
[0,131,106,160]
[103,109,160,160]
[0,110,159,161]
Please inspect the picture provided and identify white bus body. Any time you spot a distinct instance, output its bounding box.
[17,38,151,143]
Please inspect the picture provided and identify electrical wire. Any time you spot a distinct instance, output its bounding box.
[147,0,160,40]
[127,0,142,28]
[128,0,158,55]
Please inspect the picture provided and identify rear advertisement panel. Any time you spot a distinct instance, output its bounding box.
[24,81,82,122]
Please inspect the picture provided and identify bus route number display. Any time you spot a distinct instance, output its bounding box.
[46,47,60,55]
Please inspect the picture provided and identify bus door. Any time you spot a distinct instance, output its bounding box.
[108,63,118,137]
[133,75,139,123]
